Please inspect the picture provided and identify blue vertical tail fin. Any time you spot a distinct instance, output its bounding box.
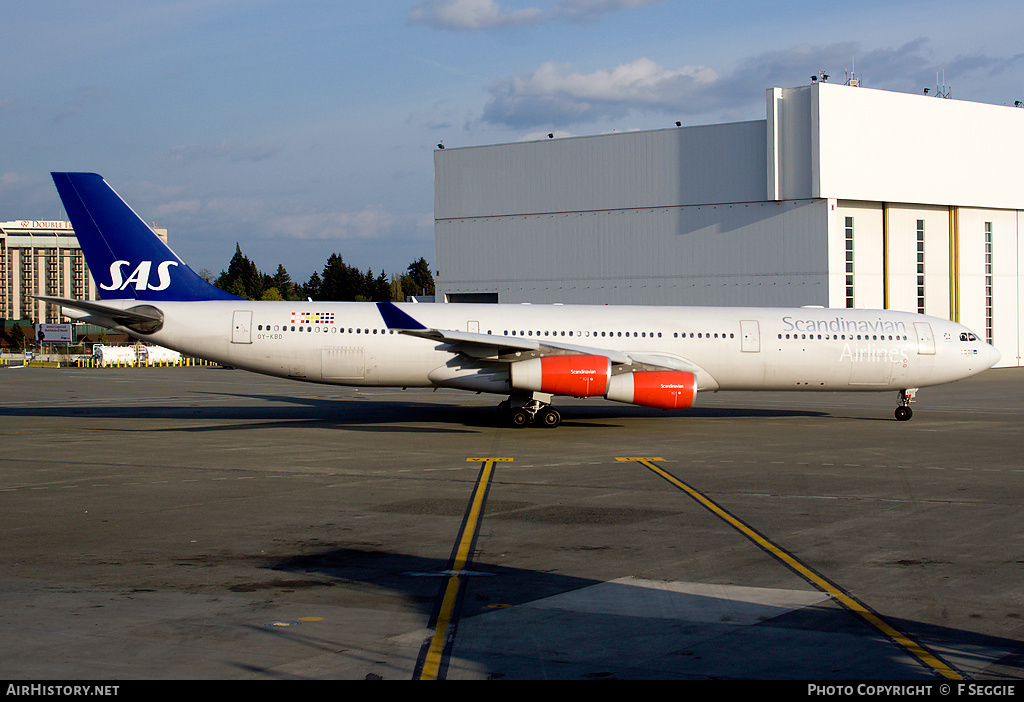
[52,172,238,301]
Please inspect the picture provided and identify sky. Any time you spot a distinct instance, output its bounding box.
[3,0,1022,285]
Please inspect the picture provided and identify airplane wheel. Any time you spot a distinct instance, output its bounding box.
[895,406,913,422]
[537,407,561,428]
[510,409,531,427]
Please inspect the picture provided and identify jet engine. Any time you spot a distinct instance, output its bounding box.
[510,355,611,397]
[605,371,697,409]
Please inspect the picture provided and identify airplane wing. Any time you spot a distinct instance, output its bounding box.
[376,301,694,373]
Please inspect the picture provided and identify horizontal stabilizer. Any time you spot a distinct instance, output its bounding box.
[33,295,164,333]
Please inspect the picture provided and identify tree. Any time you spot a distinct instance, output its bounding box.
[405,257,435,297]
[215,244,265,300]
[389,273,404,302]
[8,323,26,353]
[211,247,434,303]
[320,254,361,301]
[373,269,391,302]
[271,264,296,300]
[303,271,322,300]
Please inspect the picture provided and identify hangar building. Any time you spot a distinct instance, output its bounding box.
[433,81,1024,367]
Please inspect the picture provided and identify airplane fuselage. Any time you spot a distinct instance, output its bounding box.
[88,299,997,394]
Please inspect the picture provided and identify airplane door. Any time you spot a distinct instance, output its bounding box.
[231,310,252,344]
[740,320,760,352]
[322,347,365,380]
[914,322,935,355]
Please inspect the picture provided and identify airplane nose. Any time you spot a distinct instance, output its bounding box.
[985,343,1002,368]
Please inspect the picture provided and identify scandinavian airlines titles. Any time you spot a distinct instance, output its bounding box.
[782,314,908,335]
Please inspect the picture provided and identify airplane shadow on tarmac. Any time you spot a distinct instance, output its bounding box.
[249,543,1024,680]
[0,390,830,434]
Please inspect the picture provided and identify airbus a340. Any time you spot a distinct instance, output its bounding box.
[38,172,1000,427]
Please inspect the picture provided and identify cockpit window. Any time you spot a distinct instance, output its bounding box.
[960,332,980,342]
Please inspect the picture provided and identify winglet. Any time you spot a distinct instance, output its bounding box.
[377,302,427,330]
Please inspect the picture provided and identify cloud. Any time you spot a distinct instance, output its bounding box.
[151,199,203,219]
[483,57,719,127]
[408,0,543,30]
[481,40,1024,128]
[0,172,34,189]
[159,139,282,165]
[53,85,109,123]
[270,208,399,241]
[551,0,667,24]
[408,0,664,31]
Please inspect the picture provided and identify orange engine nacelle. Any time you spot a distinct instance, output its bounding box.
[605,371,697,409]
[510,355,611,397]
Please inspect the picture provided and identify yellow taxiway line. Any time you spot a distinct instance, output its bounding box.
[618,457,963,681]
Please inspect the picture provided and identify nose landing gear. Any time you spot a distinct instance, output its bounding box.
[895,388,917,421]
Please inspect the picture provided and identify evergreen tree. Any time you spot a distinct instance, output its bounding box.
[304,271,322,300]
[211,246,434,303]
[405,257,435,297]
[215,244,264,300]
[321,254,357,301]
[272,264,295,299]
[373,269,391,302]
[8,323,26,353]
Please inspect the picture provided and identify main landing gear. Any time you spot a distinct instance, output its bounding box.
[498,395,562,428]
[895,388,917,421]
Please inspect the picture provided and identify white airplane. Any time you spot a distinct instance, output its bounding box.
[39,172,1000,427]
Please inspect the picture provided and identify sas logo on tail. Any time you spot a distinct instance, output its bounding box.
[101,260,179,291]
